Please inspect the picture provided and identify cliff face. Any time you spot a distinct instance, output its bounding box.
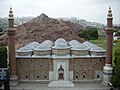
[0,13,84,48]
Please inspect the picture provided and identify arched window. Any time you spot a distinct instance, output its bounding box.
[25,74,29,79]
[37,75,40,79]
[75,74,79,79]
[44,74,47,79]
[82,74,86,79]
[97,75,100,79]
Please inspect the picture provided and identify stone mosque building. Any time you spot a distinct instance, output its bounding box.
[7,6,114,87]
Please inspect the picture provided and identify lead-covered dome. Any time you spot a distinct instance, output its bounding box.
[52,38,70,55]
[34,40,53,50]
[82,41,106,56]
[71,44,89,56]
[41,40,53,47]
[53,38,69,49]
[33,40,53,57]
[16,42,39,57]
[55,38,67,45]
[69,40,81,47]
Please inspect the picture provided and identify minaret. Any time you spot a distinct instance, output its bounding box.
[8,6,19,86]
[103,6,114,85]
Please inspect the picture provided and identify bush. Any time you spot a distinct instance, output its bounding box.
[113,40,120,43]
[111,47,120,88]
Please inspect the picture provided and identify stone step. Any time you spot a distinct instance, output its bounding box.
[48,80,74,87]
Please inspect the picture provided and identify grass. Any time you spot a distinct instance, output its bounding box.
[90,38,120,66]
[90,38,106,49]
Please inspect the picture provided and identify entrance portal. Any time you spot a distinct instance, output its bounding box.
[59,73,64,80]
[58,65,64,80]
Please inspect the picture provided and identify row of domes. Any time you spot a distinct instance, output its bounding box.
[16,38,106,57]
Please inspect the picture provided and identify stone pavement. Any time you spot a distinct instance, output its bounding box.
[9,83,111,90]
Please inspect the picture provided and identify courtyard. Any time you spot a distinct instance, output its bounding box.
[9,83,110,90]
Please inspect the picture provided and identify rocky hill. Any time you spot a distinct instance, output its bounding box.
[0,13,84,49]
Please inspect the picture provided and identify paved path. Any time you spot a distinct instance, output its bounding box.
[9,83,110,90]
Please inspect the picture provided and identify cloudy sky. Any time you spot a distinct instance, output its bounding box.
[0,0,120,24]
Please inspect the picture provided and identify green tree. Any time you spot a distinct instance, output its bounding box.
[79,27,98,40]
[79,30,90,40]
[111,48,120,88]
[0,46,7,87]
[0,46,7,68]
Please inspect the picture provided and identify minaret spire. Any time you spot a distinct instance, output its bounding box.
[8,6,19,85]
[107,5,113,27]
[103,6,114,85]
[9,5,14,18]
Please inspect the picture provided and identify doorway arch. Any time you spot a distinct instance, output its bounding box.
[58,65,64,80]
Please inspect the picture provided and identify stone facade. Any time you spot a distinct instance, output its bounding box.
[16,57,105,81]
[16,58,51,81]
[72,58,105,80]
[13,23,108,86]
[16,38,106,83]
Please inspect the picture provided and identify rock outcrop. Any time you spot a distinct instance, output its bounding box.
[0,13,84,49]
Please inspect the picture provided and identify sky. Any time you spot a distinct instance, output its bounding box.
[0,0,120,24]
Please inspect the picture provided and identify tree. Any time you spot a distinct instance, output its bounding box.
[79,27,99,40]
[111,48,120,88]
[0,46,7,68]
[0,46,10,90]
[79,30,90,40]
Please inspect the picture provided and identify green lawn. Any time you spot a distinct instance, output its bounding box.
[90,38,120,66]
[90,38,106,49]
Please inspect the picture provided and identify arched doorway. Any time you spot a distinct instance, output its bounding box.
[58,65,64,80]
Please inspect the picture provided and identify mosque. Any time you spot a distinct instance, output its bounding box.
[7,6,114,87]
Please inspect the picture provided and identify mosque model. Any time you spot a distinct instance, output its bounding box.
[7,6,114,87]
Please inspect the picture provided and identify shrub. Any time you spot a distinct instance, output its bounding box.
[111,47,120,88]
[113,40,120,43]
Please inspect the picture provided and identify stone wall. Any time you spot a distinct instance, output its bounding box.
[16,58,51,80]
[16,57,105,81]
[70,57,105,80]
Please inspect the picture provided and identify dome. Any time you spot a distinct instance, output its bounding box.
[82,41,100,50]
[41,40,53,47]
[71,44,89,56]
[16,42,39,57]
[53,43,69,49]
[33,40,52,56]
[71,44,89,50]
[34,40,53,50]
[16,42,39,52]
[34,44,51,50]
[55,38,67,45]
[82,41,106,56]
[53,38,69,49]
[90,47,105,52]
[69,40,81,47]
